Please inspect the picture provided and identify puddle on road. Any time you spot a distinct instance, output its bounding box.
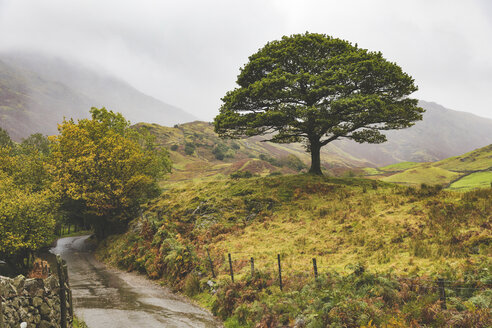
[47,235,221,328]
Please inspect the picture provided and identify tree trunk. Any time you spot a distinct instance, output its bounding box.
[308,141,323,175]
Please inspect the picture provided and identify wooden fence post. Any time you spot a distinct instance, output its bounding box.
[312,258,318,279]
[250,257,255,277]
[277,254,283,291]
[0,295,4,328]
[228,253,234,283]
[437,278,446,309]
[206,248,216,279]
[56,255,67,328]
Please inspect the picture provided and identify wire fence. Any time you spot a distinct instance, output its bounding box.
[204,251,491,310]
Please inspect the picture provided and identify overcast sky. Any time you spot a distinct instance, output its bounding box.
[0,0,491,120]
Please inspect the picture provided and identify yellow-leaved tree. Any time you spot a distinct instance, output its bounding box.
[0,173,55,258]
[0,129,55,271]
[49,108,171,238]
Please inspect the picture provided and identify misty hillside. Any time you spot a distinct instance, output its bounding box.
[333,100,492,165]
[0,52,196,140]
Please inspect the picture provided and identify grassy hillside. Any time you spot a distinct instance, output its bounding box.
[137,122,492,191]
[98,174,491,327]
[382,166,461,186]
[435,144,492,172]
[366,144,492,191]
[449,172,492,191]
[135,122,372,181]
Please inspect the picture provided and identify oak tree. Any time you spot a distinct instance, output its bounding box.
[214,33,424,174]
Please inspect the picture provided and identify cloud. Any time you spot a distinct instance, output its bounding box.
[0,0,491,119]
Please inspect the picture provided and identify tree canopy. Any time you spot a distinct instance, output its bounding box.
[0,127,14,149]
[0,172,55,260]
[214,33,424,174]
[49,107,171,237]
[0,131,54,270]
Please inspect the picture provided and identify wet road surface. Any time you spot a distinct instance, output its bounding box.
[50,235,221,328]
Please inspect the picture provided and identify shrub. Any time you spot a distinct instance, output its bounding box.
[183,273,201,296]
[258,153,307,171]
[213,143,234,160]
[279,154,307,171]
[158,235,198,281]
[230,171,253,179]
[259,153,281,166]
[184,142,196,155]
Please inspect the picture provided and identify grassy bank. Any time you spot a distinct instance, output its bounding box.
[97,174,491,327]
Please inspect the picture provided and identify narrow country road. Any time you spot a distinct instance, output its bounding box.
[49,235,221,328]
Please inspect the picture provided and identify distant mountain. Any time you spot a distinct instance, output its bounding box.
[0,52,196,140]
[332,100,492,165]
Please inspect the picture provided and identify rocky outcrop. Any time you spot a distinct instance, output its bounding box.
[0,274,72,328]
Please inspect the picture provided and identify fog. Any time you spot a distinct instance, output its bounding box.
[1,0,491,120]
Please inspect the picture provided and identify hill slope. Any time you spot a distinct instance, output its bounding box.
[366,144,492,190]
[0,52,196,140]
[137,121,372,181]
[98,174,492,327]
[333,100,492,165]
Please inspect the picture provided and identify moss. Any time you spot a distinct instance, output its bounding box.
[73,316,88,328]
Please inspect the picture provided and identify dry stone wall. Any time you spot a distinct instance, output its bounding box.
[0,274,73,328]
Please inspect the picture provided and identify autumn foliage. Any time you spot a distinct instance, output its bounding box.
[49,107,171,238]
[0,130,55,270]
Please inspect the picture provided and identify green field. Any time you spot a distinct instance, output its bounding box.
[367,144,492,191]
[381,166,461,186]
[436,144,492,171]
[449,171,492,191]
